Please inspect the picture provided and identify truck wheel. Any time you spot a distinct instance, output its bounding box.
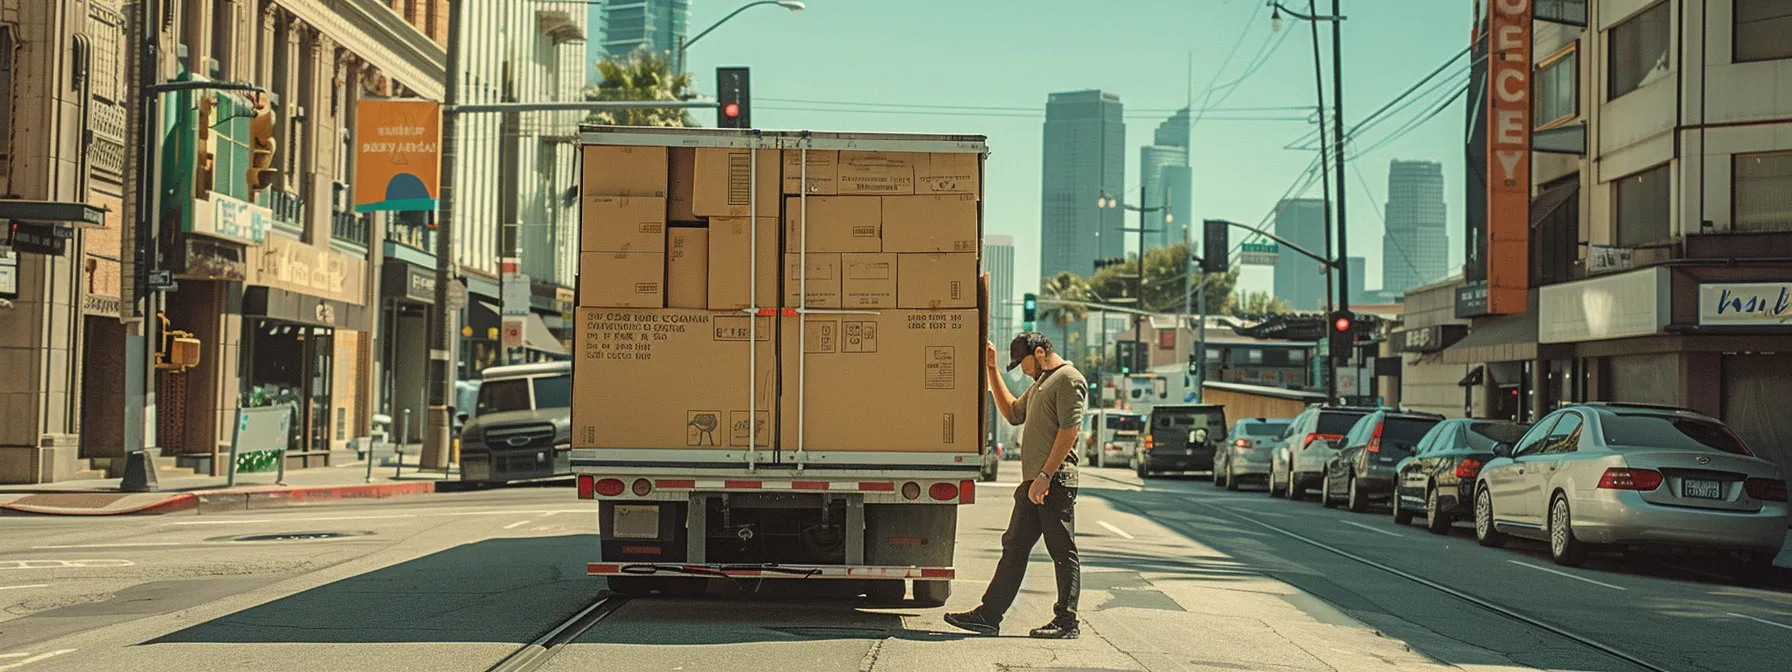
[1136,458,1151,479]
[912,580,951,607]
[607,576,656,597]
[865,580,906,604]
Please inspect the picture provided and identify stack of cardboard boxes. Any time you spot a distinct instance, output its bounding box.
[574,143,984,456]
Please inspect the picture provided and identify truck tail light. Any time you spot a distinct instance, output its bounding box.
[594,478,626,497]
[960,480,975,504]
[901,482,921,500]
[1597,468,1663,491]
[928,482,960,501]
[631,478,653,496]
[577,475,595,499]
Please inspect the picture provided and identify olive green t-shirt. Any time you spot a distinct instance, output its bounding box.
[1010,364,1086,488]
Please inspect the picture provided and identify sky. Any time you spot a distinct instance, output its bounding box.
[628,0,1480,308]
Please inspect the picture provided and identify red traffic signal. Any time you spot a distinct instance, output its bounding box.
[723,103,740,118]
[1330,310,1354,334]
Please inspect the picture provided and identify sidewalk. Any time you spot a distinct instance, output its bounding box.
[0,456,455,516]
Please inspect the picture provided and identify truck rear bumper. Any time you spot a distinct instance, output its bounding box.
[588,562,953,581]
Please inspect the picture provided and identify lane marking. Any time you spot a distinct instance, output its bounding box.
[1096,521,1135,540]
[1339,520,1404,538]
[1726,612,1792,632]
[1507,560,1627,591]
[162,520,272,526]
[0,584,49,591]
[0,650,75,670]
[159,508,596,527]
[31,542,187,550]
[0,560,133,570]
[503,520,532,530]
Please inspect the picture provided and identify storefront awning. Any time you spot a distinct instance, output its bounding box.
[521,312,567,356]
[1458,365,1485,387]
[1442,312,1540,365]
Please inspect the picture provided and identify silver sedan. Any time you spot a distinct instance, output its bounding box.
[1473,403,1788,580]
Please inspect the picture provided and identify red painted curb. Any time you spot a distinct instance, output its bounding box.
[0,481,438,516]
[0,493,198,517]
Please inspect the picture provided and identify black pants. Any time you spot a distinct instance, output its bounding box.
[978,477,1079,625]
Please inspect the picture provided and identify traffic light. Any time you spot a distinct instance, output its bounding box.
[1116,341,1135,374]
[716,67,751,129]
[245,92,277,200]
[1328,310,1355,362]
[1202,219,1230,274]
[1022,292,1037,330]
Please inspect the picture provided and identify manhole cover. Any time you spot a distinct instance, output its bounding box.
[211,531,374,543]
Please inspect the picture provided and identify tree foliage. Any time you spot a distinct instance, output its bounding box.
[1038,271,1092,332]
[583,50,696,127]
[1086,242,1238,314]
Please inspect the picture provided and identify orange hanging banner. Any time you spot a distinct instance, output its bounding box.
[1486,0,1532,314]
[353,99,442,213]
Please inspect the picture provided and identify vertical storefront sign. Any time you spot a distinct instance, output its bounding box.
[1486,0,1532,314]
[352,100,442,212]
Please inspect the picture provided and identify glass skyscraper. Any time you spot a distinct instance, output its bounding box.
[1039,90,1125,281]
[589,0,690,80]
[1381,159,1448,296]
[1273,198,1330,311]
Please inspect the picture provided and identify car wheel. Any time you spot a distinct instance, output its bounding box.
[1320,473,1338,508]
[1268,467,1285,498]
[1136,456,1151,479]
[1392,490,1414,525]
[1212,458,1226,488]
[1226,463,1241,491]
[1548,494,1590,567]
[1475,485,1507,548]
[1288,472,1306,501]
[1424,486,1452,535]
[1346,473,1369,513]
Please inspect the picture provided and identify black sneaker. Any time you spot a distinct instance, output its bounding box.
[943,609,1000,635]
[1028,621,1079,639]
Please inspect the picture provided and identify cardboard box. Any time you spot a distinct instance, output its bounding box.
[914,153,981,197]
[841,253,897,309]
[667,227,709,309]
[783,149,837,195]
[578,251,664,308]
[897,253,977,309]
[881,195,979,253]
[784,196,881,253]
[784,253,842,308]
[572,308,775,450]
[693,148,780,218]
[582,145,667,198]
[708,217,779,310]
[838,151,915,195]
[779,310,980,453]
[581,196,666,253]
[668,147,698,222]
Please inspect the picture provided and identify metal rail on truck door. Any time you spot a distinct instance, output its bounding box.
[743,132,762,473]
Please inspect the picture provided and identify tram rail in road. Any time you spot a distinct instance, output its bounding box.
[488,594,628,672]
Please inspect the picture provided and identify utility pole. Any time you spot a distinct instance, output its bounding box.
[1309,0,1339,403]
[1133,184,1146,371]
[424,0,464,470]
[120,0,164,491]
[1332,0,1349,319]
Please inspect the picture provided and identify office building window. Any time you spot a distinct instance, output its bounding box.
[1608,2,1669,100]
[1734,152,1792,233]
[1535,46,1577,126]
[1615,164,1671,245]
[1736,0,1792,62]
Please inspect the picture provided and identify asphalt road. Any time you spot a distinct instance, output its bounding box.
[2,463,1786,671]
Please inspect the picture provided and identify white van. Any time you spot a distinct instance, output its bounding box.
[1080,409,1145,469]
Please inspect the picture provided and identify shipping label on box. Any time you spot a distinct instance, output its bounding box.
[915,153,981,197]
[841,253,897,308]
[581,196,666,253]
[667,227,709,309]
[838,151,915,195]
[578,251,664,308]
[779,310,980,453]
[668,147,698,222]
[784,196,881,253]
[881,195,978,253]
[784,253,842,308]
[783,149,838,195]
[573,308,774,449]
[582,145,668,197]
[708,217,779,310]
[693,148,780,218]
[897,253,977,309]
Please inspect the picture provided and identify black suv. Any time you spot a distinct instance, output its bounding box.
[1321,410,1445,512]
[1139,404,1227,478]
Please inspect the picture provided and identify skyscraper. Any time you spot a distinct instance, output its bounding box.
[590,0,690,80]
[1140,108,1192,251]
[1348,256,1367,305]
[1381,159,1448,296]
[984,235,1017,339]
[1039,90,1125,282]
[1272,199,1330,311]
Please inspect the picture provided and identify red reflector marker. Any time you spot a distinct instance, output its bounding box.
[960,480,975,504]
[928,482,959,501]
[577,475,595,499]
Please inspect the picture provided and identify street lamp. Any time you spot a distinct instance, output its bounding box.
[677,0,806,76]
[1098,188,1167,394]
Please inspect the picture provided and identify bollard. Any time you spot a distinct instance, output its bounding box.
[364,435,375,484]
[398,408,411,479]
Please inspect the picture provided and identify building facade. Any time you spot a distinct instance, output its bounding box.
[1039,89,1124,281]
[984,235,1015,340]
[1435,0,1792,480]
[590,0,688,78]
[1138,145,1184,251]
[1381,159,1448,296]
[1271,198,1329,311]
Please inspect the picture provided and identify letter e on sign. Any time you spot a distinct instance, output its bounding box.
[1484,0,1532,315]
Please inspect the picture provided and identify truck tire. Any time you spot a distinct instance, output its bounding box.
[912,580,951,607]
[865,580,906,604]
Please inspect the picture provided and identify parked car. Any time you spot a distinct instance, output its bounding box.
[1391,418,1532,534]
[980,437,1002,482]
[1321,410,1445,512]
[1081,409,1145,469]
[1139,404,1227,478]
[1215,417,1292,491]
[1473,403,1789,578]
[1268,405,1379,500]
[458,362,572,485]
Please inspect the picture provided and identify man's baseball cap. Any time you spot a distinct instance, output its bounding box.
[1007,332,1052,371]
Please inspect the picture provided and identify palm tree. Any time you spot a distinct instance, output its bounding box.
[583,50,696,127]
[1038,271,1092,333]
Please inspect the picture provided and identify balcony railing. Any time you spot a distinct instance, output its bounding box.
[387,213,435,253]
[331,210,371,252]
[262,190,305,238]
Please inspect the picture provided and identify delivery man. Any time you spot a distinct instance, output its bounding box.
[944,332,1084,639]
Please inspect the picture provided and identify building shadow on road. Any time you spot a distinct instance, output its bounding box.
[582,594,968,646]
[148,535,603,645]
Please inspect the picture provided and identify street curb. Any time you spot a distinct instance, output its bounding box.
[0,481,437,517]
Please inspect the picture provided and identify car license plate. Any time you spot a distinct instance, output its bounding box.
[1683,479,1722,500]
